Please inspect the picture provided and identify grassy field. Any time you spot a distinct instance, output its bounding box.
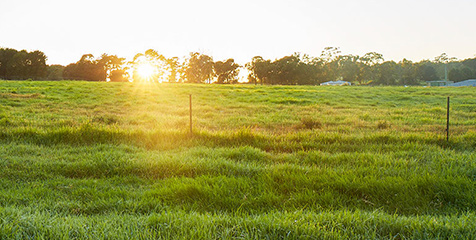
[1,80,476,239]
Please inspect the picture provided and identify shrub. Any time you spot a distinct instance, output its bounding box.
[376,120,391,129]
[300,117,322,130]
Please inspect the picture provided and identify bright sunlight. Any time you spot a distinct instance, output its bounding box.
[136,62,157,80]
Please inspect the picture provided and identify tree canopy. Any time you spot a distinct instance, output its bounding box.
[0,48,47,80]
[2,47,476,85]
[63,54,107,81]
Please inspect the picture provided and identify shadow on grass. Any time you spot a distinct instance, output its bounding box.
[0,124,474,152]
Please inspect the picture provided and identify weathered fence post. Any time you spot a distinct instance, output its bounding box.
[446,96,450,142]
[189,94,193,136]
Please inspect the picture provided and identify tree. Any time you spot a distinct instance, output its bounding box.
[0,48,47,80]
[145,49,167,82]
[399,59,418,85]
[416,63,437,82]
[8,50,29,79]
[461,58,476,70]
[214,59,240,84]
[375,61,399,85]
[319,47,341,63]
[27,50,48,79]
[63,54,106,81]
[358,52,384,85]
[98,54,126,81]
[336,54,362,83]
[448,68,464,82]
[269,55,301,85]
[109,69,128,82]
[46,65,65,80]
[130,49,166,82]
[360,52,384,66]
[318,47,342,83]
[434,53,456,64]
[433,53,457,81]
[293,53,321,85]
[184,52,214,83]
[0,48,18,79]
[165,57,181,83]
[246,56,272,85]
[247,54,321,85]
[449,67,475,82]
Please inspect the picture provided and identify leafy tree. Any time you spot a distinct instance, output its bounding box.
[294,53,321,85]
[0,48,18,79]
[0,48,47,80]
[461,58,476,70]
[214,59,240,84]
[109,70,128,82]
[27,50,48,79]
[318,47,342,83]
[449,68,464,82]
[270,55,301,85]
[98,54,126,81]
[434,53,456,64]
[184,52,214,83]
[130,49,166,82]
[320,47,341,63]
[131,53,147,82]
[145,49,167,82]
[361,52,384,66]
[399,59,418,85]
[46,65,65,80]
[335,55,362,83]
[433,53,458,80]
[247,54,321,85]
[246,56,272,85]
[63,54,106,81]
[8,50,29,79]
[357,52,384,85]
[448,67,475,82]
[416,62,438,82]
[375,61,399,85]
[165,57,181,83]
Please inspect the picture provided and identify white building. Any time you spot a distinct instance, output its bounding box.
[320,80,351,86]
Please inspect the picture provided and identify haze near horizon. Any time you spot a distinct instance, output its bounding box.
[1,0,475,65]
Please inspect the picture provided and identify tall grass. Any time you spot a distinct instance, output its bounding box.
[1,207,475,239]
[1,81,476,238]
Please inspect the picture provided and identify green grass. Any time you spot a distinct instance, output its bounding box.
[1,81,476,239]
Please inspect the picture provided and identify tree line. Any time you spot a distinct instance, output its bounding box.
[2,47,476,85]
[0,48,47,80]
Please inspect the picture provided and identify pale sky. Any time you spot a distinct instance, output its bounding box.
[1,0,476,65]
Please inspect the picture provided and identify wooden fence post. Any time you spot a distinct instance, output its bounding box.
[190,94,193,135]
[446,96,450,142]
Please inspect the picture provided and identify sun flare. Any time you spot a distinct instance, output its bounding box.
[136,63,156,79]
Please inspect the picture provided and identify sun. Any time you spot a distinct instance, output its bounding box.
[136,62,156,80]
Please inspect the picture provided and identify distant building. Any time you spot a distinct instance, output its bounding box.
[426,80,454,87]
[320,80,351,86]
[448,79,476,87]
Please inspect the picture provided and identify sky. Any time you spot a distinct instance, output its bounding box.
[1,0,476,66]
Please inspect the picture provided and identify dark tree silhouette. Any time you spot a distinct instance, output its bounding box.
[63,54,106,81]
[99,54,127,81]
[0,48,47,80]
